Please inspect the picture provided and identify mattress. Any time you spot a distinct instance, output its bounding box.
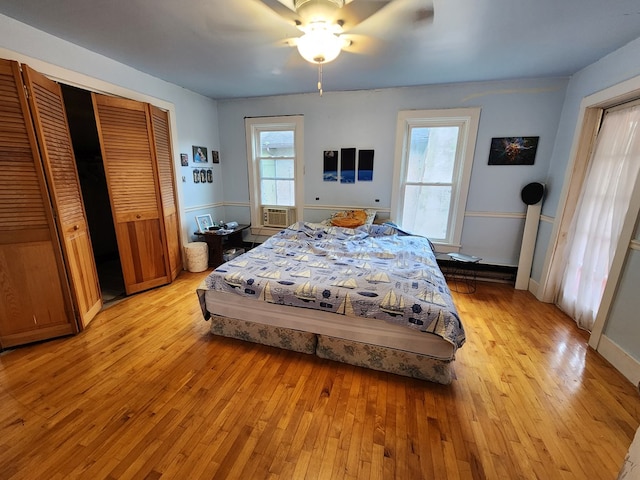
[202,289,455,360]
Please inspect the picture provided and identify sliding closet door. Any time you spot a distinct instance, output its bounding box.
[22,65,102,329]
[149,105,181,280]
[92,94,169,295]
[0,59,77,347]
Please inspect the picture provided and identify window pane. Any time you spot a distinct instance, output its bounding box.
[260,131,294,157]
[260,159,276,178]
[407,126,459,183]
[401,185,451,239]
[261,179,294,206]
[275,159,295,179]
[275,180,295,206]
[261,179,277,205]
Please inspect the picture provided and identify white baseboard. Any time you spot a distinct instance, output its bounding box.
[597,335,640,388]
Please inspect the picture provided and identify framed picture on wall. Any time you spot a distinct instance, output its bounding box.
[340,147,356,183]
[212,151,220,164]
[180,153,189,166]
[192,145,208,163]
[357,149,374,181]
[323,150,338,181]
[488,137,539,165]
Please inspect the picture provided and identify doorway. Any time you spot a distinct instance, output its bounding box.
[556,102,640,331]
[61,85,125,304]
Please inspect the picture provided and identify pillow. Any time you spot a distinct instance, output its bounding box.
[330,209,374,228]
[364,209,377,225]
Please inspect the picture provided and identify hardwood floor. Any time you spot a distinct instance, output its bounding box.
[0,271,638,479]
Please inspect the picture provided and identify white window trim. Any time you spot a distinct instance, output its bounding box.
[390,107,481,251]
[245,115,304,234]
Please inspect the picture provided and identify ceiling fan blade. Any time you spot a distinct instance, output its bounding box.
[350,0,434,38]
[256,0,302,24]
[336,0,392,29]
[412,2,434,26]
[340,33,381,55]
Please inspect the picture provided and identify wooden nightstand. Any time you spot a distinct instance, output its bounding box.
[194,224,250,268]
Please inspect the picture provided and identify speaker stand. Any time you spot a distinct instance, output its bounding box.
[515,202,542,290]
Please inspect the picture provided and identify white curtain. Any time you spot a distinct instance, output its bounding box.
[557,103,640,331]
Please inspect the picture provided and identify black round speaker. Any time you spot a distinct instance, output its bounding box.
[521,182,545,205]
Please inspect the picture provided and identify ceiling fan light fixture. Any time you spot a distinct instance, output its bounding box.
[296,22,343,64]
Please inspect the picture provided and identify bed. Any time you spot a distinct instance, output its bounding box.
[196,221,465,384]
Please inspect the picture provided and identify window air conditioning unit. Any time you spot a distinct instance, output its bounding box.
[262,206,296,228]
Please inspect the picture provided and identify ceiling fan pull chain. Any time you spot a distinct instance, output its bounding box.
[318,62,323,96]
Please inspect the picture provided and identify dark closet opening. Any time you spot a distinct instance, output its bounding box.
[61,84,125,304]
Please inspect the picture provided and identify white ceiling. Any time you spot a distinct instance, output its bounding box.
[1,0,640,99]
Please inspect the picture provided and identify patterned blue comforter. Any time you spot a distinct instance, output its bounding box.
[202,222,465,350]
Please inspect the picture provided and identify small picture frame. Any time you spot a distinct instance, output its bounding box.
[323,150,338,182]
[192,145,208,163]
[212,151,220,164]
[180,153,189,166]
[195,214,213,233]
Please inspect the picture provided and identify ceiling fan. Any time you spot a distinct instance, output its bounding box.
[258,0,434,94]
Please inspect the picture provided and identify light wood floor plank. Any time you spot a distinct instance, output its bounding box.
[0,271,638,479]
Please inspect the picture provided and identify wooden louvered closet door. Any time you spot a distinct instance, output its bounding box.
[149,105,181,281]
[0,59,77,347]
[22,65,102,329]
[92,94,170,295]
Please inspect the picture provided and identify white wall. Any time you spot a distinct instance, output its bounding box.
[218,78,568,265]
[605,242,640,360]
[0,13,222,246]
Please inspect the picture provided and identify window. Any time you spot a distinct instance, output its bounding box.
[245,116,304,229]
[391,108,480,250]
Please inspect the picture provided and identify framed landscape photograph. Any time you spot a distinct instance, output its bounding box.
[488,136,539,165]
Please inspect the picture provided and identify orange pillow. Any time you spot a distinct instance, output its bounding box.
[330,209,368,228]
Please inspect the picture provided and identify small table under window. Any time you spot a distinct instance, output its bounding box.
[444,252,482,294]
